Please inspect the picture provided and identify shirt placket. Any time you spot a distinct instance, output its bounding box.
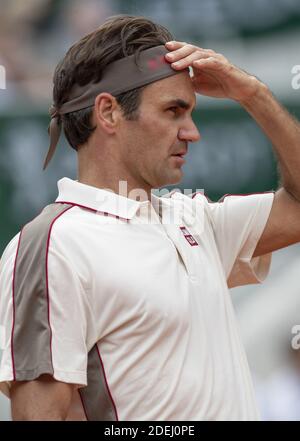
[161,200,200,282]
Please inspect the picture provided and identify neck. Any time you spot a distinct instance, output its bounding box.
[77,147,152,202]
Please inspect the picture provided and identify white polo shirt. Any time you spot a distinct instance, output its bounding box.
[0,177,274,420]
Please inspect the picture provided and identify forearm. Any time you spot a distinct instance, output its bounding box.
[12,407,65,421]
[239,82,300,200]
[11,376,73,421]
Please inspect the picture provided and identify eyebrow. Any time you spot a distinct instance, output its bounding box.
[164,98,196,112]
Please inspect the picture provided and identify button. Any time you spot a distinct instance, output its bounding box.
[189,275,198,283]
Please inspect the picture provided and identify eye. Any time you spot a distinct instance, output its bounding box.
[167,106,179,114]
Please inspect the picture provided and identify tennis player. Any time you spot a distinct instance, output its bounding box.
[0,15,300,421]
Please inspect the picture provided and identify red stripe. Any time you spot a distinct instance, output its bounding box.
[169,190,180,198]
[96,344,119,421]
[191,191,204,199]
[45,205,74,376]
[11,229,24,381]
[55,201,129,223]
[55,201,97,213]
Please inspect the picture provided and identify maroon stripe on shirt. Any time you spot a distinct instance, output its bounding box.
[44,205,74,376]
[55,201,130,222]
[11,203,74,381]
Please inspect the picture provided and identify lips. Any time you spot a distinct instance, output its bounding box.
[172,150,187,157]
[171,154,186,165]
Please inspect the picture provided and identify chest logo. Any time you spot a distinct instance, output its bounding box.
[179,226,199,247]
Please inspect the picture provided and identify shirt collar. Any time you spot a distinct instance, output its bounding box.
[55,177,143,220]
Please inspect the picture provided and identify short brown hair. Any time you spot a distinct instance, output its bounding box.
[53,15,174,150]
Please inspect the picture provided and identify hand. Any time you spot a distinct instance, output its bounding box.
[165,41,262,103]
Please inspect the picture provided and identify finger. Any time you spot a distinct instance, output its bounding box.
[166,48,220,68]
[165,44,202,63]
[192,57,224,71]
[165,41,187,49]
[166,40,216,55]
[165,41,210,57]
[165,40,214,50]
[170,51,212,70]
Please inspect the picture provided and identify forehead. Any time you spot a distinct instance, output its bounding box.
[141,71,196,108]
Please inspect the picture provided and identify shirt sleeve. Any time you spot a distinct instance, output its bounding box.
[0,206,94,398]
[202,192,274,288]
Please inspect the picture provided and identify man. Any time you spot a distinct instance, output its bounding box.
[0,14,300,421]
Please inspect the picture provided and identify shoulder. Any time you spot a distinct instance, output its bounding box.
[0,203,75,268]
[24,203,75,237]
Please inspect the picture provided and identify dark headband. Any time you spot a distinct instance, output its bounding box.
[43,45,184,170]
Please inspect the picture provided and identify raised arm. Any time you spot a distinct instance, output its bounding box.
[164,41,300,255]
[238,87,300,256]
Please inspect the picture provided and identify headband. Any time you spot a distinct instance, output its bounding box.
[43,45,183,170]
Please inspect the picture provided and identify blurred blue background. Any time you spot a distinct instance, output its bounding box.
[1,0,300,420]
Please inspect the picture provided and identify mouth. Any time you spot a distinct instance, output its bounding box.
[171,149,187,158]
[170,153,186,165]
[171,150,187,157]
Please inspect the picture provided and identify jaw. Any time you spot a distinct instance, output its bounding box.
[151,166,184,188]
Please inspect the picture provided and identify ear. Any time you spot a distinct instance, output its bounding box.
[94,93,121,134]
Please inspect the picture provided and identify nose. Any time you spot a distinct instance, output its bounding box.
[178,120,201,143]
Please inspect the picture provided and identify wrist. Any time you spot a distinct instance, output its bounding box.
[238,78,269,107]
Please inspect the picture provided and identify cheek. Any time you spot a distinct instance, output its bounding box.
[121,117,178,161]
[142,119,178,148]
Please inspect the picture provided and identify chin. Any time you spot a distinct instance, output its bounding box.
[157,172,183,188]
